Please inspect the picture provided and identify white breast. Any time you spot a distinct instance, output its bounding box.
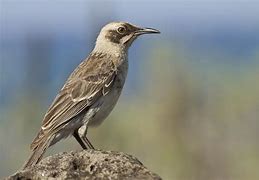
[87,58,128,127]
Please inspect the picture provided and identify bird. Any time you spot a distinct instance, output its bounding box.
[23,21,160,169]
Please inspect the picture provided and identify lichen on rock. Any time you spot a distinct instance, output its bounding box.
[6,150,162,180]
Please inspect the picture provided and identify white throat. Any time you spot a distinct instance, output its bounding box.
[93,36,125,56]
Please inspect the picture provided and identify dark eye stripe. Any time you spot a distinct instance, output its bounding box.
[104,23,139,44]
[105,29,131,44]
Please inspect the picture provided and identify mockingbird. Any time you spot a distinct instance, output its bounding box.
[23,21,160,169]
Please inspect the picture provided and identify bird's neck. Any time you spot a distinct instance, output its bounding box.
[93,39,127,57]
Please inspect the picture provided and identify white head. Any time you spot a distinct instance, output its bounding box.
[93,21,160,54]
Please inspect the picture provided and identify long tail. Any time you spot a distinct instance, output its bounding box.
[22,136,53,170]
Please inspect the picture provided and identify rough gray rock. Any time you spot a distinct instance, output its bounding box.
[6,150,162,180]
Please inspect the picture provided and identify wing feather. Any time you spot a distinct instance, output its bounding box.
[30,53,117,150]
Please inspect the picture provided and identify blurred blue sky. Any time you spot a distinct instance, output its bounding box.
[1,0,259,37]
[0,0,259,106]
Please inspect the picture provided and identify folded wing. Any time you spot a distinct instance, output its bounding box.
[30,53,117,150]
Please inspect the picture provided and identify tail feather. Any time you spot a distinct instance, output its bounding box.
[22,136,53,170]
[30,129,45,150]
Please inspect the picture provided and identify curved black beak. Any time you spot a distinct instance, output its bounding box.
[134,27,160,35]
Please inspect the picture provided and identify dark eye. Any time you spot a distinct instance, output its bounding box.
[117,26,126,34]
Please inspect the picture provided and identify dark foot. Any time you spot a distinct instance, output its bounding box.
[73,131,88,149]
[82,136,95,149]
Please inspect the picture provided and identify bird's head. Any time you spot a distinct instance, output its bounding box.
[94,22,160,54]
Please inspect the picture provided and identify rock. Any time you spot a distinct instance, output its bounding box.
[6,150,162,180]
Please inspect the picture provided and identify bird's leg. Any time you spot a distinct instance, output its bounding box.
[73,130,88,149]
[78,124,95,149]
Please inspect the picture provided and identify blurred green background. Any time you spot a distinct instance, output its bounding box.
[1,0,259,179]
